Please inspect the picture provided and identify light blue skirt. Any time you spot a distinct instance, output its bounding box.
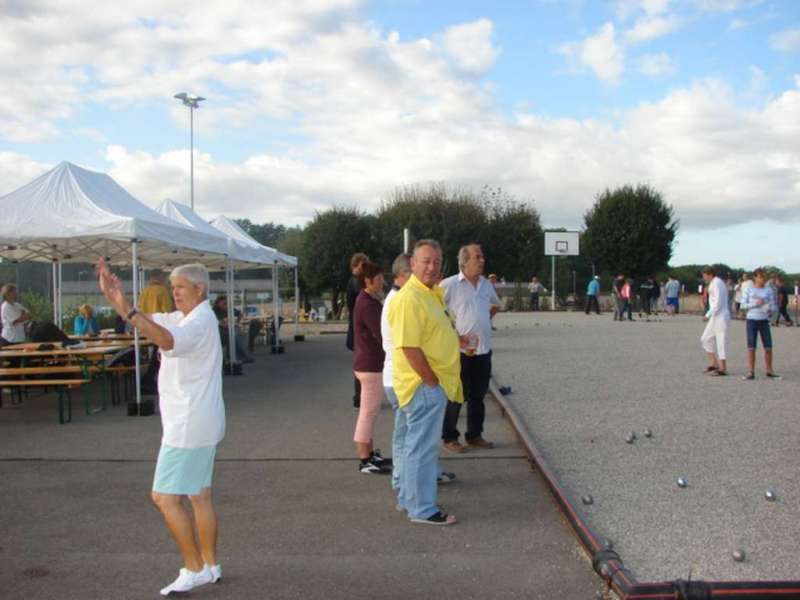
[152,444,217,495]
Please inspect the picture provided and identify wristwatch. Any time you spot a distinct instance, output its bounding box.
[126,307,138,321]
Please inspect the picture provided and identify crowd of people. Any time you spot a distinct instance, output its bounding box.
[348,241,501,525]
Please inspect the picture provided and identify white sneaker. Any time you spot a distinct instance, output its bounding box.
[207,563,222,583]
[160,566,213,596]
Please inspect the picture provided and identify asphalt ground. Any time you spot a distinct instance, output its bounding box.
[0,333,602,600]
[491,310,800,583]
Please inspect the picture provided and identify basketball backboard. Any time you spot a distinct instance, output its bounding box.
[545,231,580,256]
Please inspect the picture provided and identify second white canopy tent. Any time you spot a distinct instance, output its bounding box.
[155,199,299,366]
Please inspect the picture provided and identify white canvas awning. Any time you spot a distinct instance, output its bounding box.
[0,162,229,267]
[210,215,297,268]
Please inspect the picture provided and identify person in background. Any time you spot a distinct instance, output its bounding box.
[585,276,600,315]
[346,253,369,408]
[440,244,499,453]
[664,275,680,315]
[733,276,744,317]
[487,273,500,330]
[612,274,625,320]
[637,277,654,320]
[726,277,736,315]
[138,270,174,314]
[74,304,100,336]
[528,277,546,311]
[740,268,780,380]
[212,295,254,364]
[620,278,634,321]
[97,259,225,596]
[352,261,390,474]
[0,283,30,343]
[700,265,730,377]
[738,273,753,319]
[773,275,793,327]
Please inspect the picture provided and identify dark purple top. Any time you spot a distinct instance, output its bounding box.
[352,290,385,373]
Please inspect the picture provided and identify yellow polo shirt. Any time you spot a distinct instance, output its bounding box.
[388,274,463,408]
[138,283,174,314]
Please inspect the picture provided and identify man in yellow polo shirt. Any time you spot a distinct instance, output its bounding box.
[138,270,174,314]
[388,239,462,526]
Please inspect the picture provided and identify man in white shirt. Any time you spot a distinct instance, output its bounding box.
[700,265,731,376]
[440,244,501,452]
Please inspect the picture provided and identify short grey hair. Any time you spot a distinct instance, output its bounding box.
[1,283,17,302]
[392,253,412,278]
[457,244,480,268]
[413,239,441,255]
[170,263,209,298]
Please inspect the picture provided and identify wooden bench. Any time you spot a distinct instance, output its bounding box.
[0,379,90,423]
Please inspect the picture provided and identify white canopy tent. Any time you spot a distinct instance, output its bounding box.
[209,215,300,350]
[155,199,293,365]
[0,162,231,413]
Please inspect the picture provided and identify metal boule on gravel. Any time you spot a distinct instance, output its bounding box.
[765,489,777,502]
[625,432,636,444]
[677,477,688,488]
[582,495,594,505]
[602,538,614,550]
[643,429,653,438]
[732,549,746,562]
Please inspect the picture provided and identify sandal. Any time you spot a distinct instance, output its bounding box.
[766,372,782,380]
[409,510,457,526]
[703,366,718,374]
[742,372,755,380]
[709,370,727,376]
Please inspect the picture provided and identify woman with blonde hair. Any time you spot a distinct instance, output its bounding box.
[74,304,100,336]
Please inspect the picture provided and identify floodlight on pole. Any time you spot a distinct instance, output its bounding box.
[174,92,206,210]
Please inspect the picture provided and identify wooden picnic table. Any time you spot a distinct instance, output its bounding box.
[0,341,150,358]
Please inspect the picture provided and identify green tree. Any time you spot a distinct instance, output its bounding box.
[235,219,286,248]
[301,207,375,314]
[481,190,543,282]
[583,184,678,279]
[374,183,488,275]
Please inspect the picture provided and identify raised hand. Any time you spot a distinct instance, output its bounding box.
[96,258,130,316]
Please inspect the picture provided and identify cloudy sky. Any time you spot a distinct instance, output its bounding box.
[1,0,798,268]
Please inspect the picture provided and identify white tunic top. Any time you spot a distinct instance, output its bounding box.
[380,288,398,388]
[152,302,225,448]
[439,272,500,356]
[705,276,730,320]
[1,301,27,343]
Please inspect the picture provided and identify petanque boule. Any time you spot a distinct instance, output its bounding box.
[643,429,653,438]
[625,432,636,444]
[677,477,688,488]
[582,494,594,505]
[732,549,746,562]
[765,489,777,502]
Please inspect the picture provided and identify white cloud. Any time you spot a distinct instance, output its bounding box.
[771,27,800,53]
[0,1,798,239]
[616,0,671,20]
[440,19,501,74]
[637,52,676,76]
[559,23,625,84]
[625,15,682,44]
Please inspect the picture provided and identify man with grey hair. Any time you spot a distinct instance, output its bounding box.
[98,259,225,595]
[387,240,461,525]
[440,244,500,453]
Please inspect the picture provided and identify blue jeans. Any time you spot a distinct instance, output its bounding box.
[385,386,405,494]
[400,383,447,519]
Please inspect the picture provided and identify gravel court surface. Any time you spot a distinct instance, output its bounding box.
[490,311,800,582]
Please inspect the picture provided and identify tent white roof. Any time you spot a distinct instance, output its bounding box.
[210,215,297,268]
[0,162,229,267]
[155,199,275,268]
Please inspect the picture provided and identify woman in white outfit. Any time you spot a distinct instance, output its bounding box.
[700,265,731,376]
[97,258,225,596]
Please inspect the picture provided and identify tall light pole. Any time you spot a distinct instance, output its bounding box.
[174,92,206,211]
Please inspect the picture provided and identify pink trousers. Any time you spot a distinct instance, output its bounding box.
[353,371,383,444]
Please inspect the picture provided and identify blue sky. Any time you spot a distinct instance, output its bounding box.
[0,0,798,269]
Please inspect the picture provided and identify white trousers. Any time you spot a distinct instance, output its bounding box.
[701,315,729,360]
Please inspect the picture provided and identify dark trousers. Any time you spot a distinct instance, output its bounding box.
[442,352,492,443]
[530,293,540,311]
[585,295,600,314]
[775,306,793,325]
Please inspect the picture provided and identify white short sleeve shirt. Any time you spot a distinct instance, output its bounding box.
[439,273,500,356]
[1,301,27,343]
[151,302,225,448]
[380,288,398,387]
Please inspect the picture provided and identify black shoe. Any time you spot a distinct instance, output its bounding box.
[370,449,392,467]
[359,458,390,474]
